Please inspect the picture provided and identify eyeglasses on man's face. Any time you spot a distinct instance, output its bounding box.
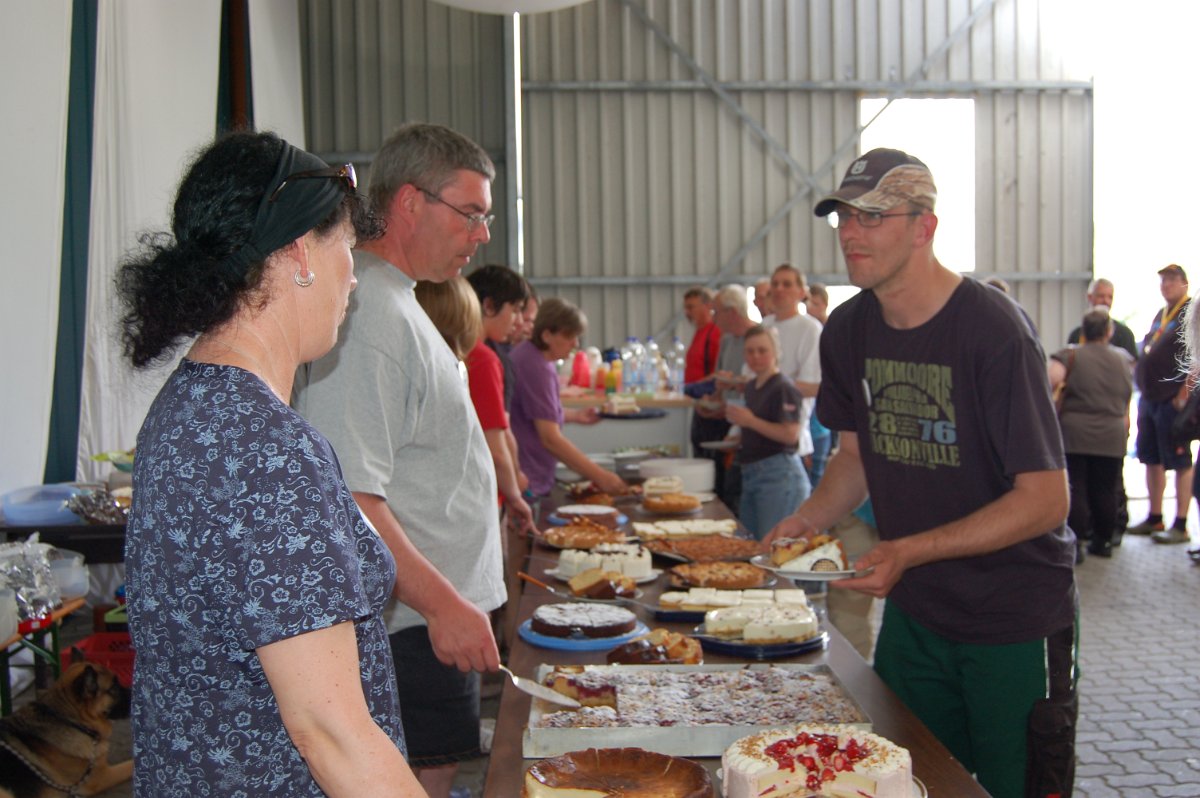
[416,186,495,232]
[826,207,923,229]
[269,163,356,202]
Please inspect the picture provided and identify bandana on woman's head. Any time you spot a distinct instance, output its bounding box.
[220,141,349,280]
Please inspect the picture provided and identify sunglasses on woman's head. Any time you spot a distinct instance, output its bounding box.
[268,163,357,202]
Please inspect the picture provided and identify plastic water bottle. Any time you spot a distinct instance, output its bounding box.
[627,337,645,392]
[671,336,687,391]
[669,355,686,395]
[644,337,660,391]
[672,336,686,361]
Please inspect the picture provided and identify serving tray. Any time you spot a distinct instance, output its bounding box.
[522,662,870,758]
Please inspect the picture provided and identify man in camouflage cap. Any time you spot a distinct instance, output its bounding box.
[769,148,1079,798]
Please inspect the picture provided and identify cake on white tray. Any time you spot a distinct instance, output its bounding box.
[536,667,865,730]
[556,543,653,579]
[659,588,809,612]
[722,724,912,798]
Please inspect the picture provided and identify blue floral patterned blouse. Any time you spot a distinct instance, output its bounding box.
[125,360,404,796]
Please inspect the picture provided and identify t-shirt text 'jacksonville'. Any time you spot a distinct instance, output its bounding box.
[865,358,960,470]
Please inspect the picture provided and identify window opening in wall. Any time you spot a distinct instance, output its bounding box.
[859,98,975,273]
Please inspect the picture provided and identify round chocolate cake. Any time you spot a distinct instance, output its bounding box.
[531,603,638,638]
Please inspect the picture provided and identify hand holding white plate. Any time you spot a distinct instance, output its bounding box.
[749,553,872,581]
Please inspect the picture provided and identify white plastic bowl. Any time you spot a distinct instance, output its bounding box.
[50,561,90,599]
[638,457,715,492]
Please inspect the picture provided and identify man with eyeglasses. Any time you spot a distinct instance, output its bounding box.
[766,148,1078,798]
[294,123,503,797]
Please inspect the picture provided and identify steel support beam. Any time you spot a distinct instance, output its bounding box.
[529,271,1092,289]
[633,0,1001,338]
[525,79,1092,93]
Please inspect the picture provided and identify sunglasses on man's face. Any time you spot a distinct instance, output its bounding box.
[268,163,357,202]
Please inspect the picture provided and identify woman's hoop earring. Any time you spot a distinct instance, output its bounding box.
[294,269,315,287]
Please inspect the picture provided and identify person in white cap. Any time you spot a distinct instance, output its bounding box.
[766,148,1078,798]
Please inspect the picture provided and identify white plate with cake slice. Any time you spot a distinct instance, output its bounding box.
[749,553,869,581]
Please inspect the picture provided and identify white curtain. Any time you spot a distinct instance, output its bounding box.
[249,0,306,146]
[0,1,72,496]
[76,1,222,483]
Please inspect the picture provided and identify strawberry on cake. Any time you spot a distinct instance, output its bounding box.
[721,724,912,798]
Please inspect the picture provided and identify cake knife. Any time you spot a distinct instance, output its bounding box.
[498,664,581,708]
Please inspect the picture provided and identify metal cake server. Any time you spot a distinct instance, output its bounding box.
[498,664,581,708]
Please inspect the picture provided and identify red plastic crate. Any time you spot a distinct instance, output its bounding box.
[61,631,135,687]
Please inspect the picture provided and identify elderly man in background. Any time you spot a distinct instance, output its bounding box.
[804,282,830,324]
[693,285,756,509]
[1128,264,1193,545]
[293,123,505,797]
[752,277,772,320]
[1067,277,1138,359]
[1065,277,1138,545]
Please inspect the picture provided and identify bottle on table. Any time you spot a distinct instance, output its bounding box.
[669,355,686,395]
[594,363,609,393]
[644,337,661,392]
[672,336,686,361]
[625,337,645,392]
[606,359,623,394]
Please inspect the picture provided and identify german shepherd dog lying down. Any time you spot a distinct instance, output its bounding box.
[0,651,132,798]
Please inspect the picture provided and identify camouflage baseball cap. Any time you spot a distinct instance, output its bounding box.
[814,148,937,217]
[1158,263,1188,282]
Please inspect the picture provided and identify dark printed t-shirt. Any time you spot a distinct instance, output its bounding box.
[740,373,804,464]
[817,278,1076,644]
[1135,300,1190,401]
[125,361,404,796]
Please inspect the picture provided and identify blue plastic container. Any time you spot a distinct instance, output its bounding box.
[0,484,84,526]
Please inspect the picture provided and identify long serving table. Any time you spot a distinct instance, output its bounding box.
[484,491,989,797]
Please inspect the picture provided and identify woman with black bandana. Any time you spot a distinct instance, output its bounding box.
[117,132,427,796]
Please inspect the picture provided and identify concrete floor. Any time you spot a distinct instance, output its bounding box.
[15,458,1200,797]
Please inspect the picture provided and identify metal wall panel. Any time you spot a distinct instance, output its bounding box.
[298,0,510,268]
[521,0,1093,350]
